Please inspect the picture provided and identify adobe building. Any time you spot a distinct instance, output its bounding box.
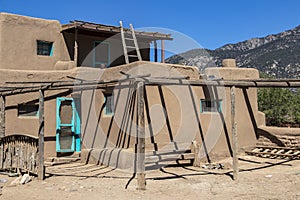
[1,12,297,172]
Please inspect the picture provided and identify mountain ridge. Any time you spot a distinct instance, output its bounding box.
[166,25,300,78]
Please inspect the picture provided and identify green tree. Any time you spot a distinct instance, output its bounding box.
[258,87,300,126]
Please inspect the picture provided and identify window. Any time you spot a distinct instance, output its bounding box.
[104,93,114,115]
[93,41,110,68]
[18,104,39,117]
[200,100,222,113]
[37,40,53,56]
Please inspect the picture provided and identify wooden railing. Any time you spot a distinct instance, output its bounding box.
[0,134,39,175]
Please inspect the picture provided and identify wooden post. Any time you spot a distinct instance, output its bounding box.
[154,40,158,62]
[161,40,165,63]
[74,28,78,67]
[38,89,45,180]
[231,86,238,180]
[136,81,146,190]
[0,96,5,138]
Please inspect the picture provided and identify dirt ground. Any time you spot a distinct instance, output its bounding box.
[0,155,299,200]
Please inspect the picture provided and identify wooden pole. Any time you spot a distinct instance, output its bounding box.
[38,89,45,180]
[231,86,238,180]
[0,96,5,138]
[154,40,158,62]
[136,81,146,190]
[74,28,78,67]
[161,40,165,63]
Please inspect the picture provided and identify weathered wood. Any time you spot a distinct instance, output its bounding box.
[231,86,238,180]
[0,135,38,173]
[0,96,5,138]
[38,89,45,180]
[74,28,78,66]
[154,40,158,62]
[3,78,300,97]
[161,40,165,63]
[0,142,3,169]
[120,21,129,64]
[192,141,200,167]
[136,81,146,190]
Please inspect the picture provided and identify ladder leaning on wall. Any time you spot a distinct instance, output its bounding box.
[119,21,142,64]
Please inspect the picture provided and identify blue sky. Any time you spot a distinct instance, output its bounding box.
[1,0,300,50]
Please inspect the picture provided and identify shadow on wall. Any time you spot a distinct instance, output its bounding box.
[257,128,285,147]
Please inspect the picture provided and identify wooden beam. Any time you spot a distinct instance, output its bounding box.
[2,78,300,97]
[231,86,238,180]
[161,40,165,63]
[136,81,146,190]
[154,40,158,62]
[74,28,78,67]
[0,96,5,138]
[38,89,45,180]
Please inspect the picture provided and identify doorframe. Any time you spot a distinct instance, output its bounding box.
[56,97,81,153]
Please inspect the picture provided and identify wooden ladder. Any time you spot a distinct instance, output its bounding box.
[119,21,142,64]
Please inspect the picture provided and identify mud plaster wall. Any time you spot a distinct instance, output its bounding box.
[80,62,261,163]
[0,13,71,70]
[257,126,300,148]
[1,69,77,158]
[199,67,260,159]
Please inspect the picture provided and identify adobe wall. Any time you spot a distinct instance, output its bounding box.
[257,126,300,148]
[0,13,72,70]
[204,59,260,159]
[0,68,77,158]
[80,61,261,164]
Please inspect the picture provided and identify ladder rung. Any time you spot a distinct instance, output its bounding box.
[124,38,134,41]
[128,55,138,57]
[126,46,136,49]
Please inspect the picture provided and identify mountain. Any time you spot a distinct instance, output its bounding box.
[166,25,300,78]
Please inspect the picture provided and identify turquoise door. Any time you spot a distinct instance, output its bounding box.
[56,98,81,153]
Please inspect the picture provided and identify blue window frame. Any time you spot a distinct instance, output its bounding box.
[104,93,114,115]
[200,99,222,113]
[93,41,110,68]
[37,40,53,56]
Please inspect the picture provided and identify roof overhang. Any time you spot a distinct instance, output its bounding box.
[62,20,173,41]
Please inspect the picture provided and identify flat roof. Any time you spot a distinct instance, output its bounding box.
[62,20,173,41]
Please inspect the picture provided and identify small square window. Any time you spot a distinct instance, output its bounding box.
[104,93,114,115]
[18,104,39,117]
[37,40,53,56]
[200,100,222,113]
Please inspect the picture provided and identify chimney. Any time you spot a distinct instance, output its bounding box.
[222,59,237,68]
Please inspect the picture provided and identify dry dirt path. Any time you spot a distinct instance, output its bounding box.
[0,156,299,200]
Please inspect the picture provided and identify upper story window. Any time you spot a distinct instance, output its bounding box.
[104,93,114,115]
[37,40,53,56]
[200,99,222,113]
[18,104,39,117]
[93,41,110,68]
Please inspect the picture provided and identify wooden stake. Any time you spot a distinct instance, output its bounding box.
[38,89,45,180]
[161,40,165,63]
[136,81,146,190]
[0,96,5,138]
[231,86,238,180]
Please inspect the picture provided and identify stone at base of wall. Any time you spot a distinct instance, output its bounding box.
[257,126,300,148]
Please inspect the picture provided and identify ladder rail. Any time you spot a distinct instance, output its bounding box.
[119,21,142,64]
[130,24,142,61]
[119,21,129,64]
